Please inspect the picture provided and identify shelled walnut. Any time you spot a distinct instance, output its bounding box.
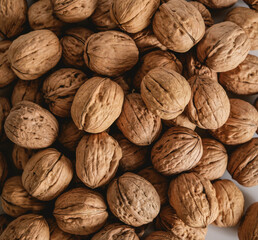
[12,145,35,170]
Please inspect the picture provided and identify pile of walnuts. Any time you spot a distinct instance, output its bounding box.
[0,0,257,239]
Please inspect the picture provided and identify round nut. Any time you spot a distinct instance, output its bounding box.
[116,93,162,146]
[0,152,8,190]
[197,21,251,72]
[0,97,11,142]
[243,0,258,10]
[47,218,73,240]
[210,99,258,145]
[0,215,12,235]
[168,172,219,228]
[4,101,59,149]
[71,77,124,133]
[151,127,203,176]
[145,231,176,240]
[53,187,108,235]
[195,0,237,8]
[152,0,205,53]
[12,145,35,170]
[213,179,244,227]
[107,172,161,227]
[7,30,62,80]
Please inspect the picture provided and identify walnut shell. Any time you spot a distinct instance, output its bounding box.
[138,167,169,205]
[61,27,93,68]
[84,31,139,77]
[0,97,11,142]
[133,50,183,91]
[196,0,237,8]
[168,172,219,228]
[238,202,258,240]
[213,179,244,227]
[107,172,161,227]
[51,0,97,23]
[12,145,35,170]
[156,205,207,240]
[0,0,27,39]
[110,0,160,33]
[197,21,251,72]
[219,54,258,95]
[7,30,62,80]
[0,215,12,235]
[91,223,139,240]
[4,101,59,149]
[113,75,131,95]
[0,214,49,240]
[42,68,87,117]
[116,93,162,146]
[0,41,16,88]
[1,176,46,217]
[228,138,258,187]
[186,76,230,129]
[48,218,74,240]
[153,0,205,53]
[151,127,203,176]
[210,99,258,145]
[145,231,176,240]
[0,152,8,190]
[71,77,124,133]
[243,0,258,10]
[54,187,108,235]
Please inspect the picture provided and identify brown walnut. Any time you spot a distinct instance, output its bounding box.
[47,218,74,240]
[12,145,35,170]
[0,152,8,190]
[0,215,12,235]
[145,231,177,240]
[0,97,11,142]
[243,0,258,10]
[196,0,237,8]
[113,75,132,95]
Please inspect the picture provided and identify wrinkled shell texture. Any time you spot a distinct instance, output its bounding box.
[107,172,161,227]
[12,145,35,170]
[196,0,237,8]
[0,97,11,141]
[141,67,191,120]
[0,0,27,38]
[186,76,230,129]
[4,101,59,149]
[213,179,244,227]
[110,0,160,33]
[197,21,251,72]
[71,77,124,133]
[228,138,258,187]
[54,187,108,235]
[145,231,176,240]
[22,148,73,201]
[238,202,258,240]
[0,214,49,240]
[226,7,258,50]
[191,138,228,180]
[43,68,87,117]
[0,152,8,188]
[152,127,203,176]
[244,0,258,10]
[153,0,205,52]
[7,30,62,80]
[52,0,98,23]
[116,93,161,146]
[169,172,219,228]
[76,132,122,189]
[84,31,139,77]
[113,75,131,95]
[1,176,45,217]
[0,41,16,88]
[211,99,258,145]
[48,219,74,240]
[163,112,196,130]
[0,215,12,235]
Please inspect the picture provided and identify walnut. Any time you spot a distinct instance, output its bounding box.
[168,172,219,228]
[0,97,11,142]
[116,93,161,146]
[12,145,35,170]
[61,27,93,68]
[228,138,258,187]
[113,75,131,95]
[196,0,237,8]
[0,152,8,190]
[0,214,50,240]
[238,202,258,240]
[197,22,251,72]
[0,0,27,39]
[71,77,124,133]
[91,223,139,240]
[7,30,62,80]
[210,99,258,145]
[186,76,230,129]
[28,0,64,36]
[133,50,183,91]
[51,0,98,23]
[0,215,12,235]
[138,166,169,205]
[47,218,74,240]
[152,0,205,53]
[42,68,87,118]
[145,231,176,240]
[54,187,108,235]
[0,41,16,88]
[156,205,207,240]
[151,127,203,176]
[219,54,258,95]
[1,176,46,217]
[4,101,59,149]
[84,31,139,77]
[213,179,244,227]
[110,0,160,33]
[243,0,258,10]
[107,172,160,227]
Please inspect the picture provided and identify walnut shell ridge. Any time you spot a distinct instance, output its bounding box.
[48,218,74,240]
[196,0,237,8]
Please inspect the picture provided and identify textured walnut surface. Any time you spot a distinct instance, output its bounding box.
[243,0,258,10]
[47,218,74,240]
[145,231,177,240]
[12,145,35,170]
[0,97,11,142]
[196,0,237,8]
[0,152,7,189]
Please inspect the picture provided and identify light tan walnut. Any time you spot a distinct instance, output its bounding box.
[12,145,35,170]
[145,231,177,240]
[243,0,258,10]
[0,152,8,190]
[196,0,237,8]
[0,215,12,235]
[0,97,11,143]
